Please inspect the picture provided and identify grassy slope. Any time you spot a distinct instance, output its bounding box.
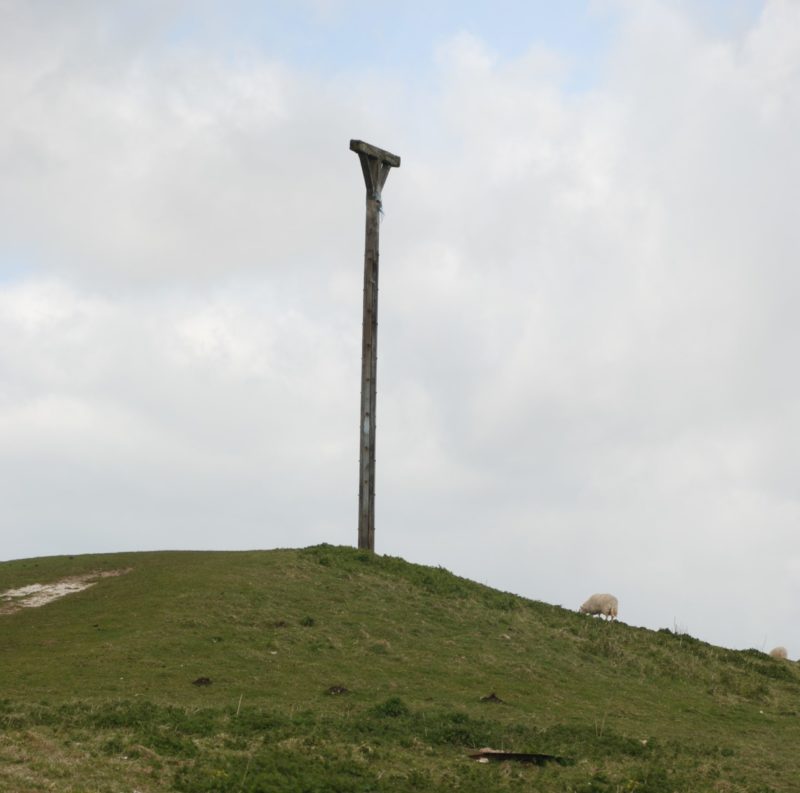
[0,545,797,792]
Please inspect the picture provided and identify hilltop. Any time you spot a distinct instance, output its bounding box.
[1,545,798,791]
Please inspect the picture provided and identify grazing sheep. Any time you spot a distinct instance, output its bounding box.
[579,593,618,621]
[769,646,788,660]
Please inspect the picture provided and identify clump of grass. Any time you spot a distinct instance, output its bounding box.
[370,697,410,718]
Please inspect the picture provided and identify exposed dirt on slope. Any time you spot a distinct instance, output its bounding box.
[0,568,132,614]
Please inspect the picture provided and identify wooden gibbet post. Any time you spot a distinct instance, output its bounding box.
[350,139,401,552]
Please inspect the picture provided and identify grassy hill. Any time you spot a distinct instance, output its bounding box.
[1,545,797,792]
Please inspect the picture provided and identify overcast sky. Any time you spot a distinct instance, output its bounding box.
[2,0,798,654]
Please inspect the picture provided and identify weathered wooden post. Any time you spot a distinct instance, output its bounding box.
[350,139,401,552]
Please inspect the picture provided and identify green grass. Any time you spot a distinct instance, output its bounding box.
[1,545,798,791]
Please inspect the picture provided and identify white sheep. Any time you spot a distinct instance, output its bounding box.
[769,646,788,660]
[579,593,618,621]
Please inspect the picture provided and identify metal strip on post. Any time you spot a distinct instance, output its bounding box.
[350,139,400,552]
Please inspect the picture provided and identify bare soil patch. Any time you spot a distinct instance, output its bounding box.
[0,568,132,615]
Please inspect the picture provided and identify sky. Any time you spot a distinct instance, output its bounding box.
[1,0,798,654]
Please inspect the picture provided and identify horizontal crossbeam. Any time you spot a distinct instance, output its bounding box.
[349,140,401,168]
